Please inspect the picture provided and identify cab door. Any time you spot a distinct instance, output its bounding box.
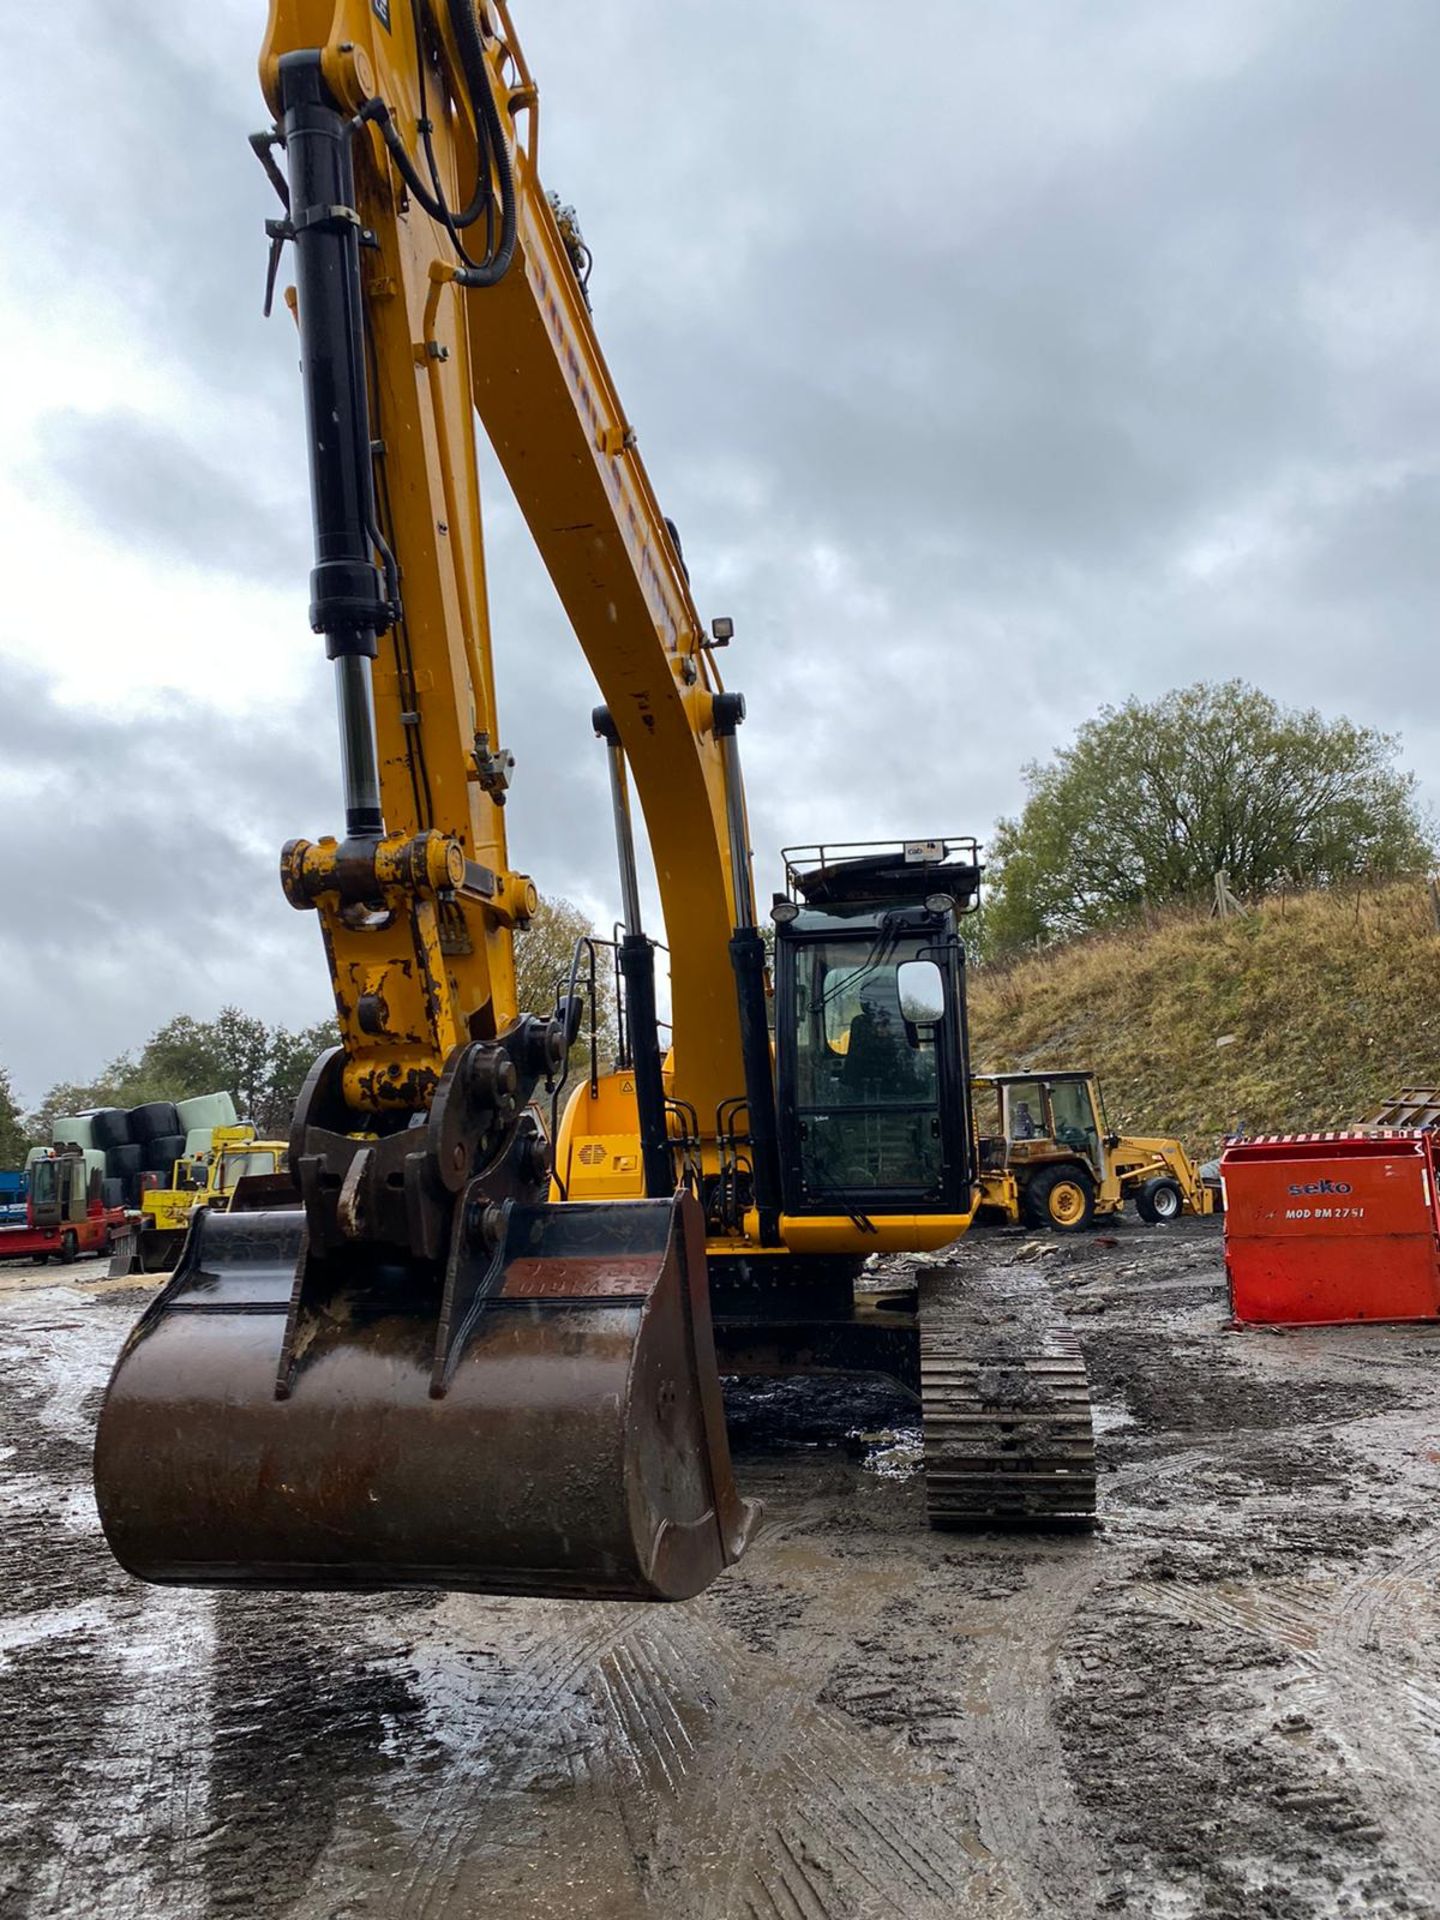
[776,929,971,1215]
[1046,1078,1105,1180]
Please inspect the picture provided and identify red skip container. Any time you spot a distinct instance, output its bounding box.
[1221,1132,1440,1326]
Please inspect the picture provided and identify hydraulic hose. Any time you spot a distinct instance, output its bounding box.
[358,0,516,284]
[444,0,517,284]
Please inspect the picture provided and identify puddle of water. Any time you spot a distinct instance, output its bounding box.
[848,1427,924,1478]
[1093,1396,1136,1435]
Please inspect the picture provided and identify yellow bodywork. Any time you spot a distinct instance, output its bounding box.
[262,0,744,1136]
[1103,1135,1217,1216]
[555,1067,977,1257]
[140,1127,288,1233]
[973,1072,1214,1226]
[260,0,978,1268]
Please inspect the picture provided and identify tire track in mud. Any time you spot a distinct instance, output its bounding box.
[585,1598,985,1918]
[225,1369,1106,1919]
[13,1232,1440,1920]
[291,1487,1012,1920]
[204,1591,433,1920]
[1053,1577,1402,1919]
[1050,1274,1440,1920]
[39,1591,215,1920]
[1316,1529,1440,1892]
[0,1284,217,1920]
[959,1551,1104,1919]
[1075,1543,1440,1920]
[287,1603,655,1920]
[398,1611,644,1920]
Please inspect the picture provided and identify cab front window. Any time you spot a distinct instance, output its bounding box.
[788,936,946,1198]
[1003,1082,1046,1142]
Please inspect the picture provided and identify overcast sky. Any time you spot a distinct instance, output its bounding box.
[2,2,1437,1107]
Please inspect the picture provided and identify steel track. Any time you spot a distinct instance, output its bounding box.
[919,1261,1096,1524]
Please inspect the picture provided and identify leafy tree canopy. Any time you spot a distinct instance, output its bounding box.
[985,681,1433,953]
[513,895,618,1070]
[0,1068,28,1168]
[26,1009,340,1144]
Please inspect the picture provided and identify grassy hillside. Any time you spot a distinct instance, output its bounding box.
[967,880,1440,1160]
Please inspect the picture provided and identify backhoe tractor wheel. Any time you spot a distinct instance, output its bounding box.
[1024,1165,1096,1233]
[1135,1175,1184,1225]
[58,1230,79,1265]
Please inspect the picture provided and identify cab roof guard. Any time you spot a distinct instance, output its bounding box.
[781,838,982,910]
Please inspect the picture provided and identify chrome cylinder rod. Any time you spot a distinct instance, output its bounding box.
[594,706,644,934]
[334,653,384,839]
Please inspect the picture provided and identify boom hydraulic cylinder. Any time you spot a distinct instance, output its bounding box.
[596,706,673,1198]
[714,694,782,1243]
[279,51,390,837]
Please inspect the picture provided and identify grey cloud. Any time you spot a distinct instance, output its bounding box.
[5,0,1440,1097]
[0,633,630,1110]
[1300,473,1440,610]
[554,2,1437,570]
[8,3,287,396]
[0,663,338,1103]
[33,409,310,584]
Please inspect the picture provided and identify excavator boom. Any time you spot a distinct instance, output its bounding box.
[94,2,1096,1600]
[95,0,762,1600]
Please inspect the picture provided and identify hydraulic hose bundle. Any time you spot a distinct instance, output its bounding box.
[357,0,517,286]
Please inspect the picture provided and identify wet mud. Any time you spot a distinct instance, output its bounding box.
[2,1220,1438,1918]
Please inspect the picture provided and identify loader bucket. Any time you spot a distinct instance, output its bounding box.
[107,1224,184,1280]
[93,1191,759,1601]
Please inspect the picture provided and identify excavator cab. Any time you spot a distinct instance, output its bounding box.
[773,843,978,1219]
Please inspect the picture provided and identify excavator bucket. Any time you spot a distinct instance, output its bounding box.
[94,1191,759,1601]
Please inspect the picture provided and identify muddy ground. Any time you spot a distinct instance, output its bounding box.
[2,1220,1438,1920]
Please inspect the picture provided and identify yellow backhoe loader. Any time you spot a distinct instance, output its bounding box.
[974,1070,1215,1231]
[93,0,1097,1602]
[108,1126,289,1276]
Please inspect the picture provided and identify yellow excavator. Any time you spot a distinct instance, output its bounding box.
[94,0,1095,1601]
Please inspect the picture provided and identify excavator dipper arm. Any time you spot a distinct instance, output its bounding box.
[93,0,762,1600]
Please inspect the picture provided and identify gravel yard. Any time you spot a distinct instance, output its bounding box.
[3,1218,1438,1919]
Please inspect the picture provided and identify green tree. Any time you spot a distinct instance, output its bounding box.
[133,1007,338,1132]
[134,1014,234,1104]
[251,1018,340,1136]
[27,1009,341,1143]
[986,681,1433,953]
[513,895,618,1069]
[0,1068,29,1166]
